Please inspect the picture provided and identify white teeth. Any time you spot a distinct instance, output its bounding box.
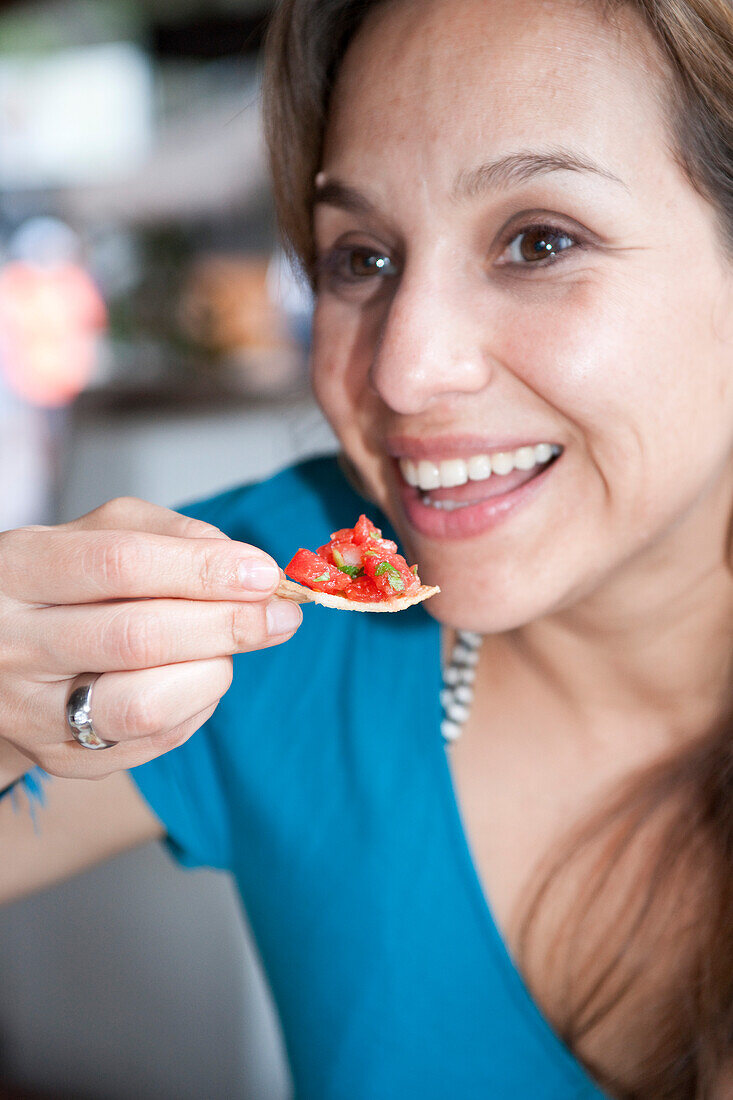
[490,452,514,476]
[420,497,471,511]
[401,458,419,487]
[400,444,560,490]
[514,445,537,470]
[467,454,492,481]
[416,460,441,491]
[438,458,469,488]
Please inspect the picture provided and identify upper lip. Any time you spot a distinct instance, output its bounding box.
[386,434,560,461]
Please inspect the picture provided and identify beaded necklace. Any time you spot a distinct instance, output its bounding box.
[440,629,483,743]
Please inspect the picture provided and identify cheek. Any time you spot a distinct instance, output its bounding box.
[311,308,349,419]
[311,302,375,424]
[500,270,733,512]
[499,276,649,435]
[311,303,398,515]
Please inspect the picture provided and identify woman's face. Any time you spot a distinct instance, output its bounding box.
[311,0,733,631]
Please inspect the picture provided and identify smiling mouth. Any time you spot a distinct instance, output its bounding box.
[398,443,562,508]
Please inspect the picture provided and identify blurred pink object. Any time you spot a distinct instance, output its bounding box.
[0,260,107,407]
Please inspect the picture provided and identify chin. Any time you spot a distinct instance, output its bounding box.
[420,576,545,634]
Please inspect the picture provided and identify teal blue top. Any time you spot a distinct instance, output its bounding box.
[130,456,609,1100]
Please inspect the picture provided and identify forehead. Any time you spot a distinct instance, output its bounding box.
[322,0,667,187]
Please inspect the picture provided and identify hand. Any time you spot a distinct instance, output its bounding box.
[0,496,302,780]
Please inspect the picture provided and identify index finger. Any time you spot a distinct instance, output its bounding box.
[2,529,282,606]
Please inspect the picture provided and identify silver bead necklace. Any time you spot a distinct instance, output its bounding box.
[440,629,483,743]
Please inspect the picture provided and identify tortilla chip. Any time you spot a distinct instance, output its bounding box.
[276,575,440,613]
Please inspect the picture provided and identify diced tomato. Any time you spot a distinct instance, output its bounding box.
[329,527,355,543]
[352,514,381,544]
[349,514,399,553]
[363,546,420,599]
[329,539,363,571]
[327,515,398,552]
[287,514,423,602]
[285,548,351,594]
[341,575,381,602]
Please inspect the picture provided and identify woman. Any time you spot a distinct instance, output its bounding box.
[0,0,731,1095]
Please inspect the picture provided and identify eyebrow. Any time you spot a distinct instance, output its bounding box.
[453,148,628,199]
[313,179,380,218]
[313,147,627,217]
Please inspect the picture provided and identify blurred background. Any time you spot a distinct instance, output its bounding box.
[0,1,338,1096]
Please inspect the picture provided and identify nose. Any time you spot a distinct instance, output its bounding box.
[369,263,493,415]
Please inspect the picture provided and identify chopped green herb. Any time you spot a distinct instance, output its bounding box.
[313,572,330,583]
[364,549,379,557]
[339,564,363,578]
[331,547,363,577]
[411,564,419,574]
[374,560,405,591]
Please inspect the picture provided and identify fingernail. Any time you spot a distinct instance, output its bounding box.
[266,599,302,635]
[238,558,280,591]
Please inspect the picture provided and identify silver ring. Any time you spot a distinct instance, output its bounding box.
[66,674,117,750]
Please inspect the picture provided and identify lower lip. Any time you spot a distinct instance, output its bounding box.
[398,459,559,540]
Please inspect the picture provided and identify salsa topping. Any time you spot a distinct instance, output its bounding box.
[285,514,422,603]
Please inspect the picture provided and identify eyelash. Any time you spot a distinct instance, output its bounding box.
[315,220,585,288]
[498,223,581,267]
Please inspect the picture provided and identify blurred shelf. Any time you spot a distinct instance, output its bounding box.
[58,379,338,522]
[72,374,313,416]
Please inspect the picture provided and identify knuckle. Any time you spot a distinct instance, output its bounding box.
[117,689,164,739]
[227,604,262,652]
[196,546,224,596]
[96,534,139,589]
[90,533,146,590]
[152,724,190,753]
[98,495,146,520]
[180,515,227,541]
[102,607,163,668]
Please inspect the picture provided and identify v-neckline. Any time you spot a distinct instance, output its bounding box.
[424,615,609,1098]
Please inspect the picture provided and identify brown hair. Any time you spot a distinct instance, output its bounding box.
[262,2,733,1096]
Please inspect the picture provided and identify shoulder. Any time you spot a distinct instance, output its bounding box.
[172,454,371,565]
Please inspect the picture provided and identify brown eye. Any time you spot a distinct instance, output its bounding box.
[347,248,397,278]
[316,245,399,289]
[503,225,576,264]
